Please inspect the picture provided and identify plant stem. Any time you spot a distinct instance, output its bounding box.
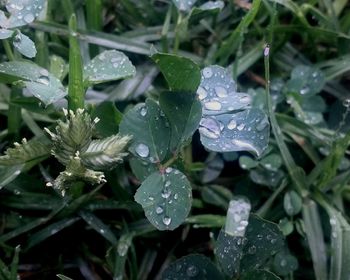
[68,14,85,111]
[173,12,183,54]
[3,40,15,61]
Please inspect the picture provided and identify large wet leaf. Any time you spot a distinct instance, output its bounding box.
[216,215,285,278]
[134,168,192,231]
[161,254,224,280]
[0,61,66,105]
[12,31,37,58]
[197,65,269,156]
[152,53,201,92]
[83,50,136,86]
[172,0,198,12]
[119,99,171,163]
[199,109,270,157]
[159,91,202,152]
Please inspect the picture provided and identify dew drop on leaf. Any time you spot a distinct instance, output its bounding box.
[135,143,150,158]
[163,216,172,226]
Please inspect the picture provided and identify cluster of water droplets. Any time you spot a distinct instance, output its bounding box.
[1,0,45,29]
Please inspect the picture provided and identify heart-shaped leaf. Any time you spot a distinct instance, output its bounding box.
[12,30,37,58]
[83,50,136,86]
[134,168,192,230]
[2,0,45,28]
[152,53,201,92]
[197,65,270,157]
[162,254,224,279]
[119,99,171,163]
[0,61,67,105]
[159,91,202,152]
[172,0,198,12]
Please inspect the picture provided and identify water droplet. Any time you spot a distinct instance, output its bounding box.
[186,265,198,277]
[156,206,164,214]
[343,99,350,108]
[204,101,222,111]
[161,188,171,199]
[197,86,207,100]
[37,75,50,85]
[248,245,256,254]
[199,117,221,139]
[174,193,178,200]
[165,180,171,187]
[140,107,147,116]
[227,119,237,130]
[300,86,310,95]
[24,13,35,23]
[256,117,268,131]
[280,259,287,267]
[237,123,245,131]
[135,143,149,158]
[202,67,213,78]
[165,167,173,173]
[239,95,252,104]
[39,69,49,76]
[215,86,228,97]
[163,216,171,226]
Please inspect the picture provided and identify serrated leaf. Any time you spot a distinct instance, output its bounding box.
[152,53,201,92]
[285,65,325,97]
[119,99,171,163]
[159,91,202,152]
[84,50,136,86]
[81,134,131,170]
[0,138,50,166]
[2,0,45,28]
[161,254,224,280]
[134,168,192,231]
[172,0,198,12]
[199,109,270,157]
[12,31,37,58]
[0,61,67,105]
[0,28,13,39]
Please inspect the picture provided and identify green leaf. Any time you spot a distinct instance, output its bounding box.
[0,61,67,105]
[272,251,298,276]
[152,53,201,92]
[240,270,281,280]
[189,1,224,24]
[79,210,118,245]
[260,154,283,172]
[250,168,284,188]
[129,157,158,181]
[159,91,202,152]
[201,185,233,209]
[83,50,136,86]
[0,28,13,39]
[134,168,192,231]
[0,138,51,166]
[57,274,74,280]
[239,156,259,170]
[2,0,45,28]
[91,101,123,137]
[27,217,80,249]
[283,190,302,216]
[172,0,198,12]
[0,165,23,189]
[285,65,325,97]
[161,254,224,279]
[197,66,251,115]
[12,30,37,58]
[216,215,285,277]
[119,99,171,163]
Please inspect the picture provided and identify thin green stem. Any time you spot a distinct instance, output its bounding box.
[68,14,85,111]
[3,40,15,61]
[173,12,183,54]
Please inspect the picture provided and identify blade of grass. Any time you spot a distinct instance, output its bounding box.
[86,0,102,57]
[10,245,20,280]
